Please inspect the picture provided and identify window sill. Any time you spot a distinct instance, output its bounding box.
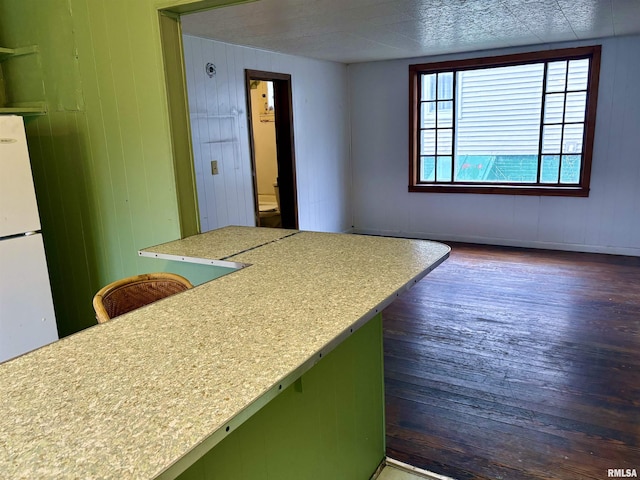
[409,184,589,197]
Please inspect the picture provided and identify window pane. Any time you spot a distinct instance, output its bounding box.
[567,59,589,91]
[420,156,435,181]
[456,63,543,156]
[437,129,452,154]
[455,155,492,182]
[562,124,583,153]
[560,155,581,183]
[540,155,560,183]
[544,93,565,124]
[421,74,436,101]
[458,155,539,183]
[438,72,453,100]
[565,92,587,122]
[421,102,436,128]
[437,101,453,127]
[494,155,538,183]
[542,124,562,153]
[436,156,452,181]
[546,61,567,92]
[420,130,435,155]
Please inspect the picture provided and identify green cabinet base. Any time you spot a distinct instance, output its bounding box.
[177,314,385,480]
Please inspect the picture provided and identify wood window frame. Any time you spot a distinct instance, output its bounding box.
[409,45,602,196]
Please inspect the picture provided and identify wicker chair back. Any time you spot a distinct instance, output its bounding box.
[93,273,193,324]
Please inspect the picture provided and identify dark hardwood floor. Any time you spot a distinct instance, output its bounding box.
[383,242,640,480]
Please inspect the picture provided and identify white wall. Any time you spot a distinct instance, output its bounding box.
[183,35,352,233]
[350,35,640,256]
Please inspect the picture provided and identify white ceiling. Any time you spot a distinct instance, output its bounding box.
[181,0,640,64]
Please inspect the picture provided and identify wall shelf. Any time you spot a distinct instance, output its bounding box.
[190,109,240,119]
[191,115,238,120]
[0,103,47,116]
[190,109,242,170]
[0,45,39,62]
[0,46,45,116]
[204,139,236,144]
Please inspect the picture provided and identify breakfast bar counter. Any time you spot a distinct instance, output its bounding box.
[0,227,449,479]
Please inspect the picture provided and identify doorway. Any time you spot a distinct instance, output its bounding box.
[245,70,298,229]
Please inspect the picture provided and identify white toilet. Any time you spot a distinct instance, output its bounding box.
[258,182,281,227]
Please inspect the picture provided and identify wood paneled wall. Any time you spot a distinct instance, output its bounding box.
[182,35,352,233]
[350,35,640,256]
[0,0,246,336]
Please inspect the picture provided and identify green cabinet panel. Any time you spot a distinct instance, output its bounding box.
[177,314,385,480]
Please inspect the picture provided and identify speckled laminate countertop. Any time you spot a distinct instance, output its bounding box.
[138,226,299,267]
[0,227,449,479]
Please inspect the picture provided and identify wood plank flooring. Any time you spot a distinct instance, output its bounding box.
[383,242,640,480]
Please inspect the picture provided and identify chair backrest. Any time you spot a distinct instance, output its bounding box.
[93,272,193,324]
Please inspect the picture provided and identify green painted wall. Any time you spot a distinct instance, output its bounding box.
[177,314,386,480]
[0,0,248,336]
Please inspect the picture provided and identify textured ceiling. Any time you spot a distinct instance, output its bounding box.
[181,0,640,63]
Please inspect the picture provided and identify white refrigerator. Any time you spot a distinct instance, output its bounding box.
[0,115,58,363]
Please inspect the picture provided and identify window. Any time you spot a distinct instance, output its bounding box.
[409,46,601,196]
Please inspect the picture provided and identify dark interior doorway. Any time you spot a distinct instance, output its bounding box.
[245,70,298,229]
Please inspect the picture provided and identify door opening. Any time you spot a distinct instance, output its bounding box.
[245,70,298,229]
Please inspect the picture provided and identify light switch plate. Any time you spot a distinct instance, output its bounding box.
[211,160,219,175]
